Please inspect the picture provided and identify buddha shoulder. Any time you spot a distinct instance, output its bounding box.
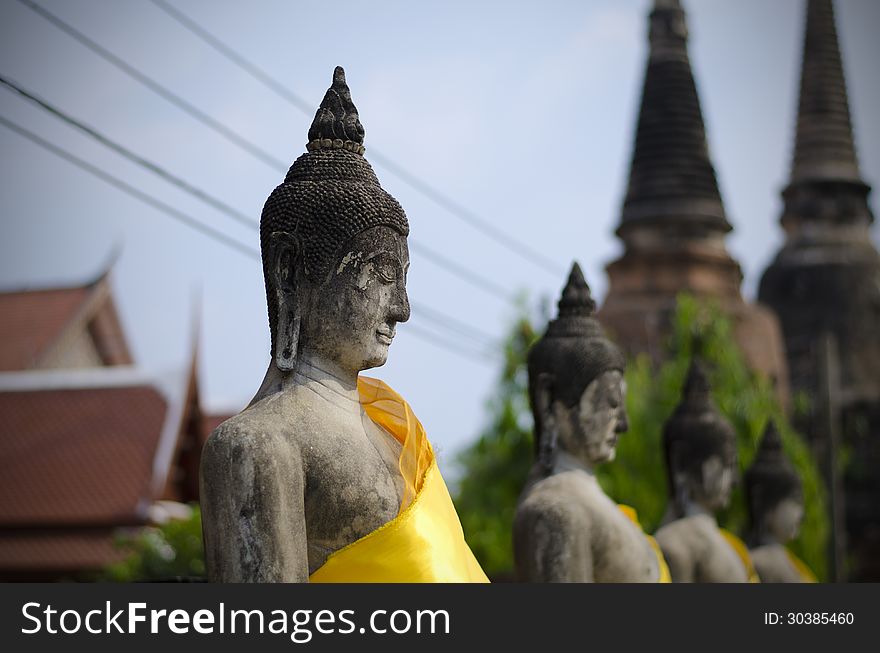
[517,472,595,524]
[201,398,305,480]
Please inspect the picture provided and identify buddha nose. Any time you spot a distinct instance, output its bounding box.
[390,284,410,323]
[615,407,629,434]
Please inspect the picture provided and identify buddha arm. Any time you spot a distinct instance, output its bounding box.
[515,505,593,582]
[655,533,694,583]
[200,426,308,582]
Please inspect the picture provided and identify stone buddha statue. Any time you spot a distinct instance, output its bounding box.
[513,263,668,582]
[654,360,756,582]
[745,421,816,582]
[200,67,486,583]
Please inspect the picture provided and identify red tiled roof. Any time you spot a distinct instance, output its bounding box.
[0,386,167,525]
[0,287,90,371]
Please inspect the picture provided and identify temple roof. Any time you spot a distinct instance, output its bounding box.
[619,0,729,233]
[0,269,132,371]
[790,0,862,184]
[0,377,168,526]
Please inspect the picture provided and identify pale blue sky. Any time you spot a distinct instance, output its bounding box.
[1,0,878,477]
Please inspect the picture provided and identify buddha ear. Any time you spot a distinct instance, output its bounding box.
[669,443,690,515]
[534,373,555,427]
[270,232,302,373]
[535,374,558,471]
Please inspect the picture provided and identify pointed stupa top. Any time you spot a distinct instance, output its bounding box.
[306,66,366,155]
[619,0,729,233]
[790,0,861,183]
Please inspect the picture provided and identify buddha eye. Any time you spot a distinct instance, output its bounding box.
[370,255,399,284]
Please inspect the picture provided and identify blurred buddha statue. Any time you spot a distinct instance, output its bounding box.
[745,421,816,582]
[654,360,758,582]
[513,263,669,582]
[200,67,486,583]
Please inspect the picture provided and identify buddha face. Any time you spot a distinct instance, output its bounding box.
[695,454,735,511]
[764,496,804,543]
[556,370,628,466]
[299,225,410,372]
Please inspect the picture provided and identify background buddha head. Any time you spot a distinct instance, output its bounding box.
[260,67,410,374]
[662,359,737,516]
[745,421,804,544]
[527,263,628,472]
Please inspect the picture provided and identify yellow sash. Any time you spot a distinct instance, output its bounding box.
[309,376,489,583]
[617,505,671,583]
[719,529,760,583]
[785,549,818,583]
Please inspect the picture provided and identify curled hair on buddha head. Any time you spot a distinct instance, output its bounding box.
[527,262,625,471]
[662,358,737,512]
[744,420,801,530]
[260,66,409,371]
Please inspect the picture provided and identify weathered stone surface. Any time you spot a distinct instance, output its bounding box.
[744,422,808,583]
[654,360,748,582]
[200,68,411,582]
[514,264,661,582]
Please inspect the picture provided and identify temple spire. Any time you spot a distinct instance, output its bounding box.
[620,0,729,233]
[790,0,861,183]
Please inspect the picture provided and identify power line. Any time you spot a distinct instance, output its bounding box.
[401,323,498,363]
[0,114,258,260]
[0,74,509,340]
[151,0,566,277]
[9,4,518,306]
[0,113,499,355]
[408,240,510,299]
[0,73,255,233]
[16,0,288,172]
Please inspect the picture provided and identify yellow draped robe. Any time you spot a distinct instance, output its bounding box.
[309,376,489,583]
[785,549,818,583]
[719,529,761,583]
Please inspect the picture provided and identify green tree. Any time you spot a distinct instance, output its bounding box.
[99,506,205,581]
[454,294,829,580]
[453,308,540,579]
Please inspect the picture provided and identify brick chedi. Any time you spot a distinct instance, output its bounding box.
[758,0,880,581]
[599,0,788,397]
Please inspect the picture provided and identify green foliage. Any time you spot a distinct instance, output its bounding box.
[453,308,539,578]
[99,506,205,582]
[599,295,828,580]
[454,294,830,581]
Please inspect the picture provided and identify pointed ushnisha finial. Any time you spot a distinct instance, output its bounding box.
[306,66,366,155]
[557,262,597,318]
[745,420,802,521]
[680,358,712,411]
[662,357,737,478]
[755,420,784,460]
[544,261,605,339]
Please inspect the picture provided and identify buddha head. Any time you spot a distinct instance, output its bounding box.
[260,67,410,374]
[744,421,803,544]
[662,359,737,516]
[527,263,628,472]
